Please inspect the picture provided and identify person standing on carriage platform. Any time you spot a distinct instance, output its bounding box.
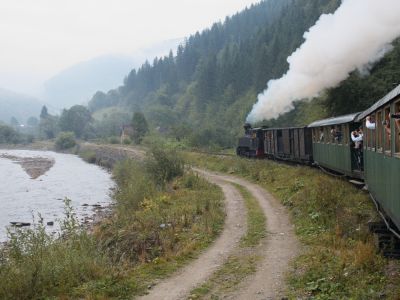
[351,128,363,170]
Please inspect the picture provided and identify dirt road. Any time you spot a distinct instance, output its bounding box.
[211,172,300,300]
[138,169,299,300]
[139,173,247,300]
[77,144,300,299]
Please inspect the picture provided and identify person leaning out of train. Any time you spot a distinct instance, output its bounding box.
[351,128,363,149]
[366,116,376,130]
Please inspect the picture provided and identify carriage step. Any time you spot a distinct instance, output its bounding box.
[349,179,364,187]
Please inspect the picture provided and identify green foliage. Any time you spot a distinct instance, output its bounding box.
[112,159,156,211]
[122,137,131,145]
[87,0,341,147]
[93,107,131,138]
[26,116,39,127]
[108,136,120,144]
[40,106,49,119]
[323,38,400,116]
[0,124,23,144]
[78,149,97,164]
[131,111,149,144]
[144,145,185,187]
[188,126,234,149]
[55,131,76,150]
[39,115,59,140]
[58,105,92,139]
[259,97,329,128]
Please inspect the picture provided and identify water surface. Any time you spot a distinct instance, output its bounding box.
[0,149,114,241]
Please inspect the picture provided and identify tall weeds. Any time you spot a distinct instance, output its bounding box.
[0,147,224,299]
[0,200,111,300]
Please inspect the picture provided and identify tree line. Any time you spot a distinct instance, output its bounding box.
[87,0,342,147]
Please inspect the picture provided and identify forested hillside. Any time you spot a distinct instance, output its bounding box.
[88,0,400,147]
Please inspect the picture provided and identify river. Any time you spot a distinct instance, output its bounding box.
[0,149,114,241]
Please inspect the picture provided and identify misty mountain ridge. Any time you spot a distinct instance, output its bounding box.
[0,88,43,124]
[43,38,183,109]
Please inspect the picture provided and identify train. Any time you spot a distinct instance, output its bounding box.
[238,84,400,253]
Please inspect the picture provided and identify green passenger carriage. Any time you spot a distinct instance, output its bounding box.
[308,113,363,179]
[237,85,400,240]
[357,84,400,231]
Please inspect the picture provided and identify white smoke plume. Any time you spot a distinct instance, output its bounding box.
[247,0,400,123]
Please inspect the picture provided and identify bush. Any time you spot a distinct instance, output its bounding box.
[145,145,185,187]
[108,136,120,144]
[122,137,131,145]
[113,160,156,211]
[0,124,23,144]
[55,132,76,150]
[78,149,97,164]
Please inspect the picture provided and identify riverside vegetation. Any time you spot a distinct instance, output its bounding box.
[185,152,400,299]
[0,146,224,299]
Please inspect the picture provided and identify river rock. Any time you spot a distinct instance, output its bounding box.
[10,222,31,227]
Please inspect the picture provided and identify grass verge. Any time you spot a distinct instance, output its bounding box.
[184,152,400,299]
[189,183,266,299]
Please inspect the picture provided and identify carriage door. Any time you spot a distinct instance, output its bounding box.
[277,130,283,154]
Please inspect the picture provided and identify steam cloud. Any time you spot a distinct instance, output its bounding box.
[247,0,400,123]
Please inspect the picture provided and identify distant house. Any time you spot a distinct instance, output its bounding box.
[120,124,134,143]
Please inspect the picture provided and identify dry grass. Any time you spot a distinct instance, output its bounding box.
[185,152,400,299]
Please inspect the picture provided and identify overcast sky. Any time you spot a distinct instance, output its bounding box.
[0,0,260,94]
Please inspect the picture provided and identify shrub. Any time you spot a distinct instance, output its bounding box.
[108,136,120,144]
[0,124,23,144]
[122,137,131,145]
[55,132,76,150]
[145,145,185,187]
[78,149,97,164]
[113,160,156,211]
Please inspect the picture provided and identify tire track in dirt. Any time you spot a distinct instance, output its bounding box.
[138,172,247,300]
[203,170,300,300]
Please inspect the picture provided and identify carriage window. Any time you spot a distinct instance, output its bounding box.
[318,127,325,143]
[395,101,400,156]
[336,125,343,144]
[377,110,383,152]
[330,126,336,143]
[364,122,367,149]
[343,124,348,145]
[384,106,391,154]
[326,127,331,144]
[365,114,376,150]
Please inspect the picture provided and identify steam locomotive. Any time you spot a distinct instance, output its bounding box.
[238,84,400,255]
